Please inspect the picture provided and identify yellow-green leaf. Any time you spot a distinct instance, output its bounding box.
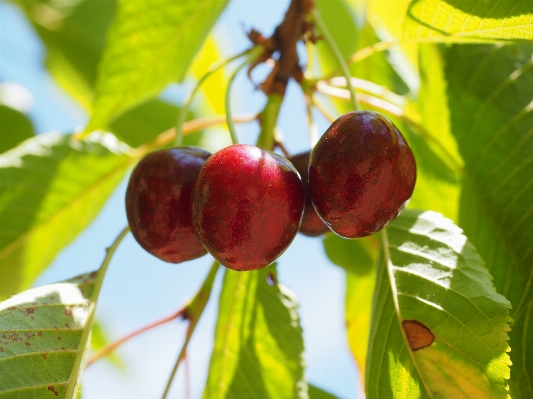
[0,132,133,299]
[404,0,533,42]
[85,0,229,134]
[444,42,533,398]
[203,265,307,399]
[0,272,97,398]
[366,210,511,398]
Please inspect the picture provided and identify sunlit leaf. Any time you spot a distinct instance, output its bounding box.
[14,0,116,109]
[0,105,34,154]
[366,0,419,69]
[109,99,180,148]
[0,132,133,299]
[323,233,376,276]
[418,44,463,169]
[90,319,124,370]
[316,0,409,96]
[85,0,229,134]
[203,265,307,399]
[366,210,511,398]
[322,233,378,386]
[444,42,533,398]
[191,36,228,116]
[404,0,533,42]
[0,272,97,398]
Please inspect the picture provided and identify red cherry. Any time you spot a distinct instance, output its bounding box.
[288,151,329,237]
[192,144,305,271]
[125,147,211,263]
[309,111,416,238]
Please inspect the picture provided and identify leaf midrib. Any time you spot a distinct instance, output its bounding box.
[0,381,69,397]
[0,153,134,264]
[0,349,78,364]
[382,227,435,398]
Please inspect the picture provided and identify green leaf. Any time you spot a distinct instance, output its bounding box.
[308,384,340,399]
[364,0,419,69]
[315,0,409,96]
[315,0,358,63]
[0,105,34,154]
[0,132,133,299]
[342,237,377,385]
[203,265,307,399]
[398,118,461,223]
[366,210,511,398]
[418,44,463,169]
[443,42,533,398]
[351,20,410,96]
[109,99,180,148]
[90,319,124,370]
[322,233,376,275]
[0,272,97,398]
[404,0,533,42]
[14,0,117,109]
[85,0,229,133]
[190,36,228,116]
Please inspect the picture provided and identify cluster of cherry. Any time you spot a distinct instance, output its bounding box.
[125,111,417,271]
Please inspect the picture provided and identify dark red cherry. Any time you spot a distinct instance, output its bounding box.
[288,151,329,237]
[125,147,211,263]
[309,111,416,238]
[192,144,305,271]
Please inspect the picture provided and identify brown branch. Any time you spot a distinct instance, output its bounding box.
[248,0,316,96]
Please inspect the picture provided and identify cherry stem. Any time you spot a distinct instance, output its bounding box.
[65,226,130,398]
[311,8,360,111]
[133,113,258,158]
[184,351,191,399]
[257,93,283,150]
[225,46,264,145]
[275,139,291,158]
[161,260,220,399]
[86,306,185,367]
[304,93,319,147]
[310,94,335,123]
[175,48,253,147]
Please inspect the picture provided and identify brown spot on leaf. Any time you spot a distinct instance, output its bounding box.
[27,307,34,314]
[65,309,72,316]
[402,320,434,351]
[48,386,54,392]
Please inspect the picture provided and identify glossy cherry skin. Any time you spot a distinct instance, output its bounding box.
[288,151,330,237]
[309,111,416,238]
[192,144,305,271]
[125,147,211,263]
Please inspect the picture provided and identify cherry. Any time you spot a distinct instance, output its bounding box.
[192,144,305,271]
[288,151,329,237]
[125,147,211,263]
[309,111,416,238]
